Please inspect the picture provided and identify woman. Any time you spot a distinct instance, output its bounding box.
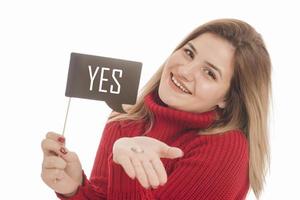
[41,18,272,200]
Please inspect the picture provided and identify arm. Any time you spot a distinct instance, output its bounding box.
[106,133,250,200]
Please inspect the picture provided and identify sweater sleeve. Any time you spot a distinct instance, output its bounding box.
[55,120,124,200]
[106,132,250,200]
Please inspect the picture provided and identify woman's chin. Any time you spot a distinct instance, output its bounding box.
[158,85,184,106]
[160,96,182,110]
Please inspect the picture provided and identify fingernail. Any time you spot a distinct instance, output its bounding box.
[60,147,67,155]
[58,137,65,143]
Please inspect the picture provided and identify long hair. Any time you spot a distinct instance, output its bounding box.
[107,18,272,199]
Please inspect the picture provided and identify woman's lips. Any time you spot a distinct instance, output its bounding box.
[169,72,192,95]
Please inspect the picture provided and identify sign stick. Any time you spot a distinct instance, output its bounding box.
[62,97,72,136]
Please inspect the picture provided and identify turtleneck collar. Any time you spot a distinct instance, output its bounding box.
[143,89,218,141]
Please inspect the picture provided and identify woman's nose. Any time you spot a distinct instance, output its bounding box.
[177,64,196,82]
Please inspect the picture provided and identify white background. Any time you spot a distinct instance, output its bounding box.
[0,0,299,199]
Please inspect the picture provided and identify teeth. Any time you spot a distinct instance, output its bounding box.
[171,75,190,94]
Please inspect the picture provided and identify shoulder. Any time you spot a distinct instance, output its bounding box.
[209,129,248,152]
[197,129,248,147]
[186,129,249,164]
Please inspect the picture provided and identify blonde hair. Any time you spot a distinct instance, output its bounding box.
[107,18,272,199]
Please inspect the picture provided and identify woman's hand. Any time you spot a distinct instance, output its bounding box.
[112,136,184,189]
[41,132,83,197]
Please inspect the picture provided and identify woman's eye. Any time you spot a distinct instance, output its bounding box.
[203,68,216,80]
[183,48,194,59]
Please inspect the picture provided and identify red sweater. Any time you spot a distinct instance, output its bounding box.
[56,90,250,199]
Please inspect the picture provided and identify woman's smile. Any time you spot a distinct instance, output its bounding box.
[168,72,192,95]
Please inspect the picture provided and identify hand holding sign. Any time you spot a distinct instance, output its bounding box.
[65,52,142,113]
[42,53,142,197]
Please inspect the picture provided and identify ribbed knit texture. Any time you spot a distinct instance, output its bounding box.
[56,89,250,200]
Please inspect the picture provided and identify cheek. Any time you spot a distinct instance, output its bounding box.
[194,83,222,100]
[194,78,212,93]
[164,53,183,68]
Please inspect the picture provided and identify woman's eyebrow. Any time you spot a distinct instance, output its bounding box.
[204,61,223,79]
[187,42,197,54]
[187,42,223,79]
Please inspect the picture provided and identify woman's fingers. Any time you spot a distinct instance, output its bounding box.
[142,159,160,188]
[115,149,168,188]
[43,155,67,169]
[131,157,150,188]
[41,138,65,156]
[41,137,79,163]
[46,132,66,145]
[117,156,136,179]
[118,155,165,189]
[160,145,184,159]
[41,168,65,183]
[151,157,168,186]
[130,157,166,189]
[41,132,65,156]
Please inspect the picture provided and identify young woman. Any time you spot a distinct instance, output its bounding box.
[41,18,272,200]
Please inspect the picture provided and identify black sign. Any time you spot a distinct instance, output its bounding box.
[65,52,142,113]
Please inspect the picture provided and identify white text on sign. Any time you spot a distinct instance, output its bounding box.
[88,65,122,94]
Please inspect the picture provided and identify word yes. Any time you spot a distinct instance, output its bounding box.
[88,65,122,94]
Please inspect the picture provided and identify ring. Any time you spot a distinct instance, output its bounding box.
[131,146,144,153]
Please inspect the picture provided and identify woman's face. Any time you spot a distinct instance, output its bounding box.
[158,32,235,113]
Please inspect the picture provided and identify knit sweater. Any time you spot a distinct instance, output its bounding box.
[56,90,250,200]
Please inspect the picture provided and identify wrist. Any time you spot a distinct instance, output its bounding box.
[60,175,83,198]
[61,188,78,198]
